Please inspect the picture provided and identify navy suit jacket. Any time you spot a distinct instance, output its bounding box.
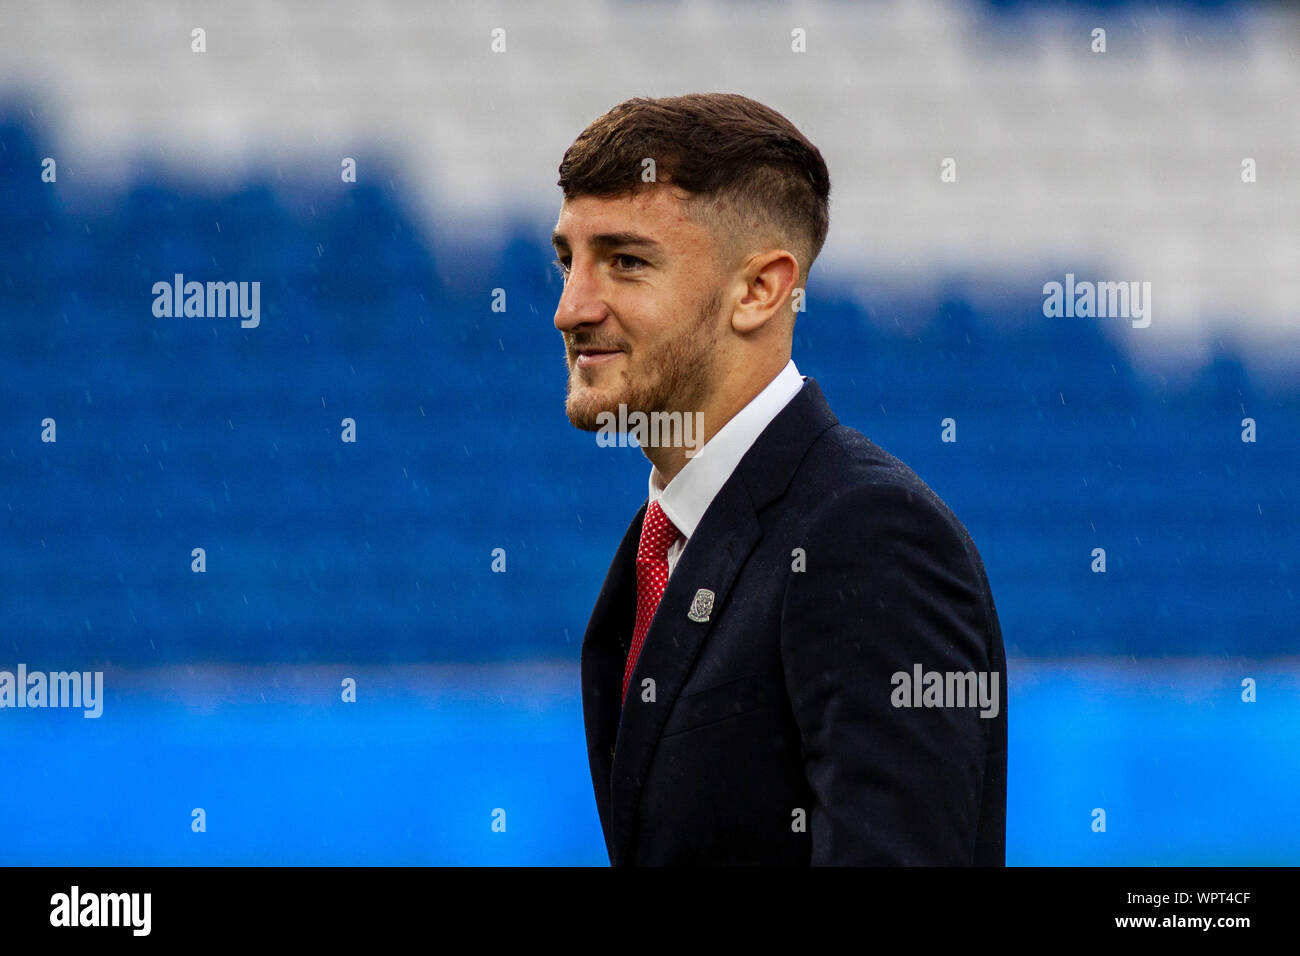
[580,377,1007,865]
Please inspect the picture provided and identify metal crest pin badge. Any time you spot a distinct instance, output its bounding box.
[687,588,714,623]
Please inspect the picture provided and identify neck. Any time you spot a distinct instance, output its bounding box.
[645,357,787,485]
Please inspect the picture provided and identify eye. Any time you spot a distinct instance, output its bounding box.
[551,253,645,279]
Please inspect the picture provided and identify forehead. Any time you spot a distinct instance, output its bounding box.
[552,188,713,254]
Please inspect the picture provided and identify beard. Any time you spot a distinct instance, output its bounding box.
[563,287,722,431]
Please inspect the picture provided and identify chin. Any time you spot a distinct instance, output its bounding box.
[565,384,623,432]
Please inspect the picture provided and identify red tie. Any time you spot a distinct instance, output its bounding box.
[622,500,681,704]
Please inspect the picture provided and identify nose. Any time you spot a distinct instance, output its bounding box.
[553,259,609,333]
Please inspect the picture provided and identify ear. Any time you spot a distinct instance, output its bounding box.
[731,250,799,335]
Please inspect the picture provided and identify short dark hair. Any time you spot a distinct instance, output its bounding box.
[556,93,831,287]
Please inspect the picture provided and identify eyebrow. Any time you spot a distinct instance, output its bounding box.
[550,230,663,254]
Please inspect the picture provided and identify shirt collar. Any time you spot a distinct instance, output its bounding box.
[648,359,804,540]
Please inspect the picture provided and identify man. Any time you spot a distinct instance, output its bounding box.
[552,93,1006,865]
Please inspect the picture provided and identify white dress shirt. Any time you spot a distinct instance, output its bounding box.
[648,359,805,577]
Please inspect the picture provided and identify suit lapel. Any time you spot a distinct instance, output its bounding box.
[579,503,644,855]
[609,477,761,864]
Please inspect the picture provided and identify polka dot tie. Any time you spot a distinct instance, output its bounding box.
[622,500,681,705]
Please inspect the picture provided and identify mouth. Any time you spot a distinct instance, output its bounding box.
[574,348,624,369]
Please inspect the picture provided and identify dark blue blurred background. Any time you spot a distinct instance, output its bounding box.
[5,112,1293,666]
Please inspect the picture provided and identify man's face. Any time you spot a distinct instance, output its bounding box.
[551,188,725,431]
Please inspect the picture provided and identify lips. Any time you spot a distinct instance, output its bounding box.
[575,348,623,368]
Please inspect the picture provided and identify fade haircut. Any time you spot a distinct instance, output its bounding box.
[556,93,831,290]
